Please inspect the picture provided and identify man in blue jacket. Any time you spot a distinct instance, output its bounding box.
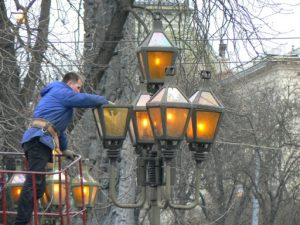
[15,72,108,225]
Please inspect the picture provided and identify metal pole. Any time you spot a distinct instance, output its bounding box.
[149,187,160,225]
[252,149,260,225]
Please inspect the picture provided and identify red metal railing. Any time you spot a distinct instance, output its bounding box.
[0,152,87,225]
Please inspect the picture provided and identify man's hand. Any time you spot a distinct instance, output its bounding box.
[62,149,75,160]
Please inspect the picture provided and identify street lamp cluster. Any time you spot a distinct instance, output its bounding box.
[93,13,224,225]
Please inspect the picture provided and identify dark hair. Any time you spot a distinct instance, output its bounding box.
[62,72,82,83]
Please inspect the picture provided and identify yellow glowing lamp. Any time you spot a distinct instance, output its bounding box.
[93,104,132,150]
[129,93,155,147]
[146,86,191,145]
[6,159,26,208]
[186,88,224,144]
[136,14,178,86]
[71,159,100,208]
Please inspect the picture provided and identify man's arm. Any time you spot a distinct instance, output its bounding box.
[58,89,108,108]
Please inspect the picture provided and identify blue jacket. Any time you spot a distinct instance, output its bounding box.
[21,81,108,151]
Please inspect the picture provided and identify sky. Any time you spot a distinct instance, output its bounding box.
[5,0,300,72]
[207,1,300,69]
[261,1,300,54]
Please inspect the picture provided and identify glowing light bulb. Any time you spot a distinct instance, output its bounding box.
[54,184,59,193]
[197,123,205,132]
[16,188,21,195]
[155,58,160,65]
[167,113,173,121]
[84,186,88,194]
[142,118,148,127]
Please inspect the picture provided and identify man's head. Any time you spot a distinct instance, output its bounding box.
[62,72,83,93]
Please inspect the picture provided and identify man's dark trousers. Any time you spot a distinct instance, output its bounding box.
[14,138,52,225]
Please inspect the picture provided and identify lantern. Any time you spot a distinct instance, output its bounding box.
[136,13,178,93]
[186,88,223,144]
[6,159,25,208]
[186,71,224,163]
[93,104,132,148]
[42,159,68,206]
[146,85,191,160]
[71,159,100,208]
[129,93,154,147]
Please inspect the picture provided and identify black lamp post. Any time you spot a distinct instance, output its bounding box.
[136,13,178,94]
[186,71,224,163]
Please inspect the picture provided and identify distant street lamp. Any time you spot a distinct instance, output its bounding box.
[12,11,27,24]
[136,13,178,94]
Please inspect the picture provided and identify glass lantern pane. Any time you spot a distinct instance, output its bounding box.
[136,111,154,141]
[196,111,221,140]
[186,117,194,139]
[137,94,151,106]
[11,174,25,184]
[148,107,163,137]
[11,186,23,205]
[138,52,147,80]
[103,108,129,137]
[147,52,173,80]
[166,108,189,137]
[46,183,66,205]
[129,120,136,144]
[151,88,165,102]
[91,186,98,206]
[189,91,199,103]
[72,186,90,206]
[148,32,172,47]
[93,109,103,137]
[167,88,189,103]
[198,91,219,106]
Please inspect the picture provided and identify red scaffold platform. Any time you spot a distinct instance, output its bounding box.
[0,152,88,225]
